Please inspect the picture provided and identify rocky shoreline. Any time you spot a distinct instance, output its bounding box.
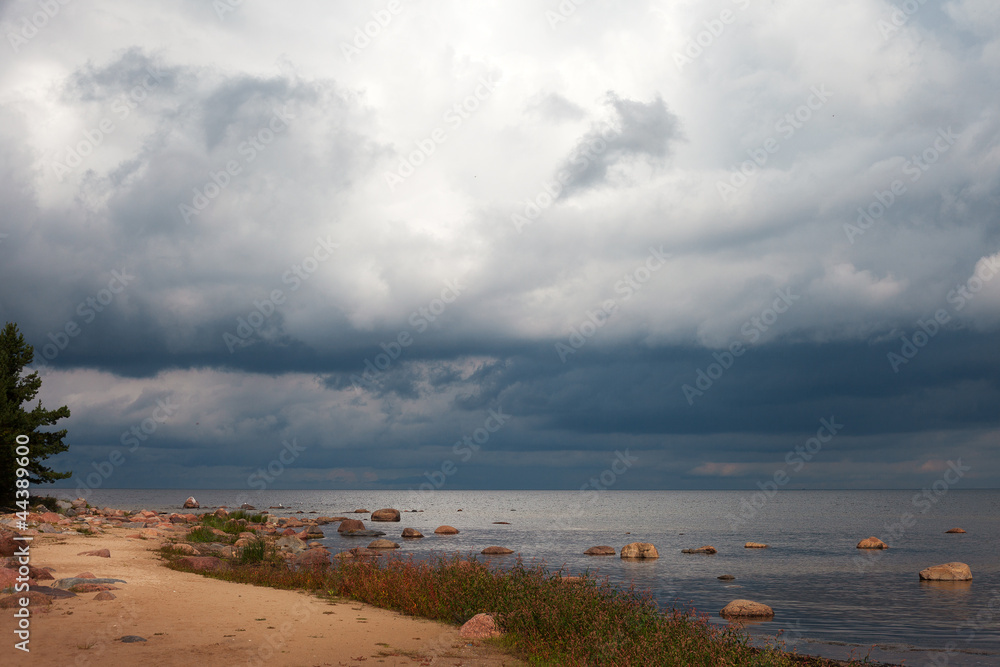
[5,495,974,665]
[0,497,524,666]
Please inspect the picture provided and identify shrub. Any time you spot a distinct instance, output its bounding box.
[186,526,220,543]
[29,495,61,513]
[238,536,280,565]
[228,509,266,523]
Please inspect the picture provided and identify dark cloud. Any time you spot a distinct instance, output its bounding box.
[0,2,997,491]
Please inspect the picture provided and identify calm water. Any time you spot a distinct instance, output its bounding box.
[57,488,1000,666]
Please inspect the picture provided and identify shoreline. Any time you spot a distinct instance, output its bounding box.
[0,508,524,665]
[0,500,964,667]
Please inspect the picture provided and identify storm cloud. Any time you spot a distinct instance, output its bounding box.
[0,0,998,493]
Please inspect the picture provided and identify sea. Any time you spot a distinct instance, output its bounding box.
[50,488,1000,666]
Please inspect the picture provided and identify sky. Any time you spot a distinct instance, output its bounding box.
[1,0,998,495]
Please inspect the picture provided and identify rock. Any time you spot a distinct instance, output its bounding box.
[0,567,18,589]
[493,521,511,524]
[353,508,369,513]
[919,562,972,581]
[459,613,502,639]
[341,530,386,537]
[744,542,769,549]
[71,498,87,509]
[338,519,365,533]
[94,591,116,601]
[371,508,401,522]
[119,636,147,643]
[240,503,256,510]
[945,528,967,534]
[681,546,718,554]
[183,496,199,509]
[718,575,736,580]
[200,541,229,556]
[176,556,223,572]
[367,539,400,549]
[53,577,125,589]
[77,548,111,558]
[434,525,459,535]
[213,508,229,519]
[584,546,615,555]
[28,586,76,599]
[0,592,52,608]
[39,511,62,524]
[720,599,774,619]
[621,542,659,559]
[172,543,199,555]
[291,549,331,569]
[336,547,378,559]
[275,536,307,554]
[401,528,424,538]
[76,572,96,579]
[481,546,514,555]
[69,583,119,593]
[0,530,17,557]
[857,536,888,549]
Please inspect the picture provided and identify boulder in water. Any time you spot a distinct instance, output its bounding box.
[919,562,972,581]
[620,542,659,558]
[720,599,774,619]
[856,536,888,549]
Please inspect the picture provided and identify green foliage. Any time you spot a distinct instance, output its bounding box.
[199,514,227,530]
[0,322,72,508]
[186,526,221,543]
[237,536,280,565]
[200,512,264,534]
[228,509,266,523]
[28,495,61,512]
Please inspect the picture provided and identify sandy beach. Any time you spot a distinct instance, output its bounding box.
[1,524,525,666]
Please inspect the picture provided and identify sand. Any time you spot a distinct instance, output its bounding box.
[1,526,525,666]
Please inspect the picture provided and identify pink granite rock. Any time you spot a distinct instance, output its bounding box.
[459,613,502,639]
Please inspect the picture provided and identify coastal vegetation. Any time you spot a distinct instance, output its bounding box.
[165,549,878,666]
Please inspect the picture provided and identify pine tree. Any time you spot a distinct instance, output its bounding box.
[1,322,72,508]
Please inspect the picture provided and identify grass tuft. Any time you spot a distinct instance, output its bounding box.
[237,536,282,565]
[228,509,267,523]
[186,525,227,543]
